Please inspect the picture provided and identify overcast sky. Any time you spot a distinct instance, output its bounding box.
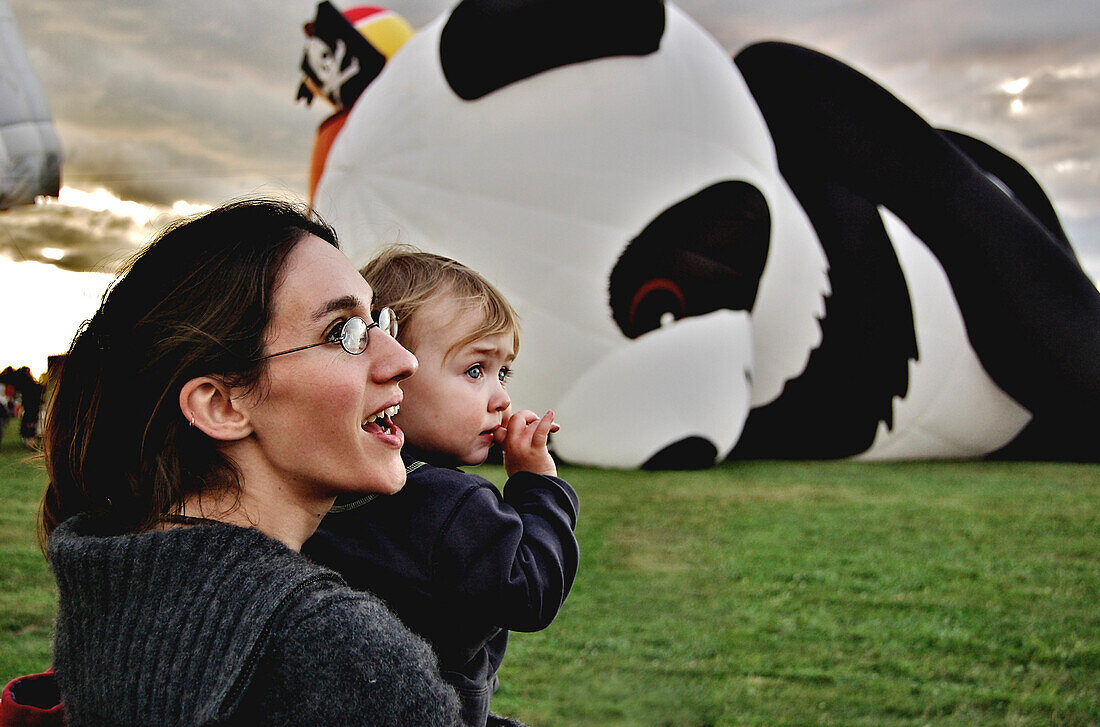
[2,0,1098,375]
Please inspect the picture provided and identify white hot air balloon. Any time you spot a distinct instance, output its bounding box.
[305,0,1099,468]
[0,0,61,210]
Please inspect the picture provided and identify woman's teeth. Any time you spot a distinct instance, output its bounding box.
[363,404,400,433]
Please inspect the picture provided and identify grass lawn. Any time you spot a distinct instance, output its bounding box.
[1,417,1097,725]
[0,419,55,683]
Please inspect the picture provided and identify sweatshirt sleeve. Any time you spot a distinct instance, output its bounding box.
[431,471,580,632]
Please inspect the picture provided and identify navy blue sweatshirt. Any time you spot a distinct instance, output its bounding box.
[303,446,580,727]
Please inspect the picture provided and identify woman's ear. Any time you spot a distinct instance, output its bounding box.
[179,377,253,442]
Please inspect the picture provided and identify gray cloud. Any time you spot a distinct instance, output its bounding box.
[13,0,318,207]
[5,0,1099,281]
[0,201,150,272]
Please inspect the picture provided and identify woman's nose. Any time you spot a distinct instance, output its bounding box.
[371,330,418,382]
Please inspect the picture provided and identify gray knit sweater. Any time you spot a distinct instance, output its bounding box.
[49,513,462,726]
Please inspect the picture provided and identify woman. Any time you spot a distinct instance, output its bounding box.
[38,199,461,726]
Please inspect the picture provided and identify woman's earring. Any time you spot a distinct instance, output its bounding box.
[189,413,196,428]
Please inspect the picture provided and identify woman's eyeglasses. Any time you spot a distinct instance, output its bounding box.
[256,307,398,361]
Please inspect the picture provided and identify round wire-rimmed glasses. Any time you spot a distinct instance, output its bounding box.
[256,307,398,361]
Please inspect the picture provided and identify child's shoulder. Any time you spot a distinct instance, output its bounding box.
[403,456,499,496]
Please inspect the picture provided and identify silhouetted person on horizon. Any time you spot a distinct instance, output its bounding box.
[0,366,43,448]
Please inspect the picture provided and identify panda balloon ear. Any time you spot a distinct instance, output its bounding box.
[440,0,666,101]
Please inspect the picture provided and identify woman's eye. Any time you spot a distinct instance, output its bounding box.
[465,364,483,380]
[498,367,512,384]
[325,320,346,343]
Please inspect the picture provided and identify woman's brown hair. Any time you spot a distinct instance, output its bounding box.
[40,198,337,549]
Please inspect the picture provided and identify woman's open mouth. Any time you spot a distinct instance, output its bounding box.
[362,404,400,435]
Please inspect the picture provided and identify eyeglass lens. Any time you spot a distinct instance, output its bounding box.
[333,308,396,355]
[376,307,398,338]
[341,316,369,355]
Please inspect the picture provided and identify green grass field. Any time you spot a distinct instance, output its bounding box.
[1,417,1097,725]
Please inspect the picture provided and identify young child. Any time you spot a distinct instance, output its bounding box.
[304,245,580,727]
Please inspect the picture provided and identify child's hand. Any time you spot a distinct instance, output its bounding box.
[494,409,559,477]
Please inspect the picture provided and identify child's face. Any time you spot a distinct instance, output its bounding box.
[394,296,515,466]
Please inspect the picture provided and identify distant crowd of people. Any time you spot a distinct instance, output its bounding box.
[0,365,45,449]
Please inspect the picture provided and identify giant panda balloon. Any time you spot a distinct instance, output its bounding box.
[301,0,1100,468]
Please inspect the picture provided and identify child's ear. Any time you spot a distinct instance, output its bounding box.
[179,376,253,441]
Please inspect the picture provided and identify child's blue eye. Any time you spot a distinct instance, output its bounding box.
[498,367,512,384]
[466,364,483,380]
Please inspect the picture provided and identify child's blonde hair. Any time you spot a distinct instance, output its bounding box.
[361,244,520,356]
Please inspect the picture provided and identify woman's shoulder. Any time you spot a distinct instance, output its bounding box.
[277,578,413,643]
[261,583,462,725]
[50,513,342,619]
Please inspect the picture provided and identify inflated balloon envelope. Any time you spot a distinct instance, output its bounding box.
[0,0,62,209]
[313,1,813,468]
[552,310,754,469]
[307,0,1100,467]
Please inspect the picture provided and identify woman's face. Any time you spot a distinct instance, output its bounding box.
[241,235,417,497]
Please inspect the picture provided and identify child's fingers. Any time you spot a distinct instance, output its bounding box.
[498,409,559,477]
[502,410,538,450]
[531,410,555,446]
[495,412,556,452]
[499,411,525,449]
[504,410,538,435]
[495,411,527,444]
